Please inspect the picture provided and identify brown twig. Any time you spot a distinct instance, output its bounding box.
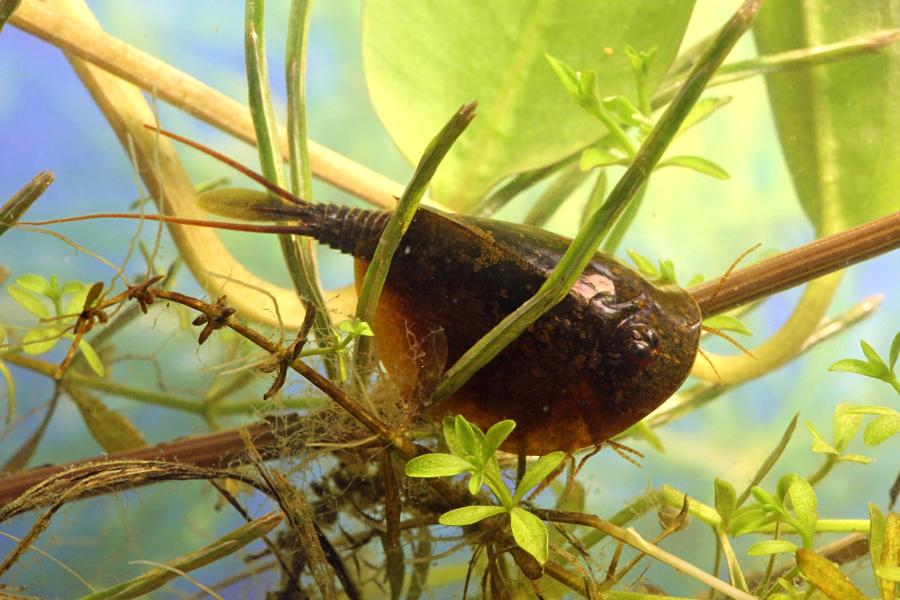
[690,210,900,316]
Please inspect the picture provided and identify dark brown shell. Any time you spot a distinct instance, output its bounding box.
[353,207,701,455]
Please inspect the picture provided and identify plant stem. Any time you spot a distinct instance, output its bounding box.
[0,171,53,239]
[433,0,765,405]
[353,103,477,369]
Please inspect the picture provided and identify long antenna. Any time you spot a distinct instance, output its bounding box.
[689,211,900,317]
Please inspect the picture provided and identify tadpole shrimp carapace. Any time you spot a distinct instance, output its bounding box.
[174,137,704,456]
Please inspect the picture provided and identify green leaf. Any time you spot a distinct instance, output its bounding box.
[467,471,484,496]
[730,506,769,537]
[863,414,900,446]
[483,420,515,458]
[796,548,866,600]
[438,505,506,526]
[657,155,730,179]
[15,274,51,296]
[877,565,900,582]
[677,96,732,135]
[836,453,872,464]
[860,339,888,371]
[510,507,549,566]
[443,417,466,457]
[657,259,677,285]
[22,327,61,355]
[8,285,50,319]
[702,314,752,336]
[455,414,481,459]
[832,403,863,451]
[600,95,650,129]
[627,249,659,279]
[77,339,105,377]
[362,0,695,211]
[806,422,837,455]
[579,147,624,170]
[842,405,898,417]
[714,478,737,526]
[513,452,566,504]
[746,540,798,556]
[66,386,145,452]
[829,358,883,378]
[754,1,900,233]
[787,477,818,546]
[868,503,886,584]
[405,453,472,478]
[889,331,900,372]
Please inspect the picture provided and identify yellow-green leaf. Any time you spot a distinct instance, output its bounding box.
[66,386,145,452]
[796,548,865,600]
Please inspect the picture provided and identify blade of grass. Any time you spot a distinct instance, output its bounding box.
[0,171,54,238]
[433,0,766,405]
[79,512,283,600]
[284,0,339,377]
[522,163,589,227]
[245,0,337,377]
[353,102,477,369]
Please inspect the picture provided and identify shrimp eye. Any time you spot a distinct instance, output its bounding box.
[627,324,659,362]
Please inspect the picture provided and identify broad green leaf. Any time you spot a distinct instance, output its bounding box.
[829,358,882,378]
[467,471,484,496]
[77,339,104,377]
[363,0,695,211]
[714,478,737,526]
[66,386,145,452]
[754,2,900,234]
[513,451,565,504]
[702,314,752,336]
[657,155,730,179]
[8,285,50,319]
[796,548,866,600]
[746,540,798,556]
[483,419,515,458]
[438,505,505,526]
[510,507,549,565]
[863,414,900,446]
[730,506,769,537]
[455,414,481,458]
[22,327,61,355]
[15,274,51,296]
[787,477,818,546]
[405,453,472,478]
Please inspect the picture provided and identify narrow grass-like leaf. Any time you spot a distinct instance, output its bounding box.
[354,102,476,368]
[404,453,471,478]
[433,0,764,403]
[0,171,53,238]
[523,164,589,227]
[796,548,866,600]
[579,147,624,171]
[889,331,900,372]
[677,96,732,135]
[736,414,798,507]
[0,359,14,424]
[245,0,335,377]
[65,385,145,452]
[438,505,505,526]
[81,512,283,600]
[510,507,548,566]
